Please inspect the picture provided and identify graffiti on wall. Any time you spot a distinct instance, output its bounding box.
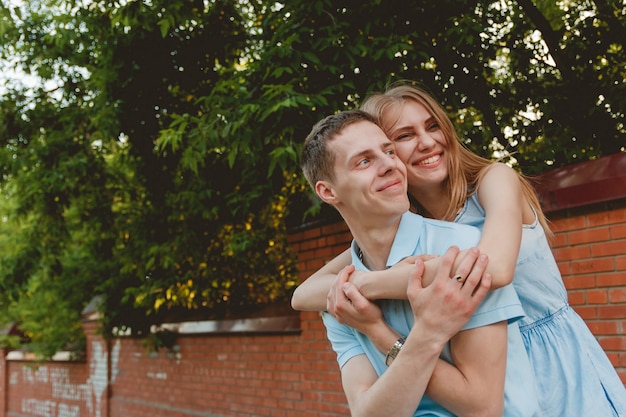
[15,340,121,417]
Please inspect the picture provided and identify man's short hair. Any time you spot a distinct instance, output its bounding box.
[301,109,376,188]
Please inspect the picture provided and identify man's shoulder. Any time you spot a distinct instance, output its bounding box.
[391,212,481,263]
[411,213,479,234]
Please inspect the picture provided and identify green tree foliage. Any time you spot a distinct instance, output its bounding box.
[0,0,623,356]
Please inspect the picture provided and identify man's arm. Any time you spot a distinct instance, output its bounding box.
[332,248,506,417]
[336,247,492,417]
[341,334,442,417]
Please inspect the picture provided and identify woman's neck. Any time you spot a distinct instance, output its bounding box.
[408,185,451,220]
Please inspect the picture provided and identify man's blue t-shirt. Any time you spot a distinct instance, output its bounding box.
[322,212,540,416]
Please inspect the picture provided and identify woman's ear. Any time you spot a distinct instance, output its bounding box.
[315,180,337,205]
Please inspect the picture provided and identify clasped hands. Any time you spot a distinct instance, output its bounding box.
[326,246,492,341]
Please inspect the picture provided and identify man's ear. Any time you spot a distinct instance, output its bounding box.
[315,180,337,205]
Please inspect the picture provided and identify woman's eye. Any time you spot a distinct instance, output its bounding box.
[393,133,411,142]
[427,122,440,131]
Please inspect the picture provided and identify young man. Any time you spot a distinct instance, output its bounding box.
[300,110,539,417]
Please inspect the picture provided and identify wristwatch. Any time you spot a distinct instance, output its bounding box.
[385,336,406,366]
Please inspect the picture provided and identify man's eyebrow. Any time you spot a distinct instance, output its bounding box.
[349,148,371,161]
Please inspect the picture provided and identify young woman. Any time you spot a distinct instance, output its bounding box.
[291,83,626,416]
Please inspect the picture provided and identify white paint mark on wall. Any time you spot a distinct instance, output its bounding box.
[18,339,121,417]
[146,371,167,380]
[87,339,121,417]
[21,398,57,417]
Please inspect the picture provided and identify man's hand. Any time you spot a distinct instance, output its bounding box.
[327,264,385,335]
[407,246,491,344]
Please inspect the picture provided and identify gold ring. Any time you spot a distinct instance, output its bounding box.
[452,274,464,282]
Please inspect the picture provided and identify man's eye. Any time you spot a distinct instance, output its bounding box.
[385,149,395,156]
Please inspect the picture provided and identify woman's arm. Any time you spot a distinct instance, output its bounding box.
[291,246,480,311]
[426,322,507,417]
[290,247,419,311]
[475,163,526,288]
[291,249,352,311]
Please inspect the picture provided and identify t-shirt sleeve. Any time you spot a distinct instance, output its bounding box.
[461,283,524,330]
[321,311,366,369]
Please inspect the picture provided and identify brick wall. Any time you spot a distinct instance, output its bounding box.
[0,155,624,417]
[548,202,626,381]
[0,314,349,417]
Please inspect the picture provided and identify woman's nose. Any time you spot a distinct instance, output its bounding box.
[416,133,436,150]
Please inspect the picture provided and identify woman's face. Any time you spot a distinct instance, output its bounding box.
[383,100,449,190]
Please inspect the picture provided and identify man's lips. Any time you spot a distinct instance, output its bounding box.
[378,179,404,192]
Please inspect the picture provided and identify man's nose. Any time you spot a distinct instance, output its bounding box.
[380,153,398,175]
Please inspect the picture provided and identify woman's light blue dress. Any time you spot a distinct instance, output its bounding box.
[457,194,626,417]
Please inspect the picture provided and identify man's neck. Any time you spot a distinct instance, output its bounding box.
[348,215,402,271]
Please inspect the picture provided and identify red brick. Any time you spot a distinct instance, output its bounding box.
[553,245,591,261]
[586,289,609,304]
[598,336,626,351]
[550,232,569,248]
[612,224,626,239]
[588,208,626,227]
[567,291,585,305]
[321,222,349,235]
[586,320,619,335]
[568,227,611,245]
[551,216,586,233]
[563,274,596,290]
[598,305,626,319]
[597,272,626,287]
[573,305,597,320]
[591,240,626,257]
[571,258,615,275]
[556,260,571,276]
[609,289,626,303]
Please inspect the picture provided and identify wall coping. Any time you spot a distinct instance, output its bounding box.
[156,314,301,335]
[533,152,626,213]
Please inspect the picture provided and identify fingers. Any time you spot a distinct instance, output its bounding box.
[406,257,426,299]
[342,282,369,310]
[327,264,355,313]
[435,245,461,282]
[339,264,355,283]
[471,273,492,302]
[460,253,492,297]
[449,247,480,283]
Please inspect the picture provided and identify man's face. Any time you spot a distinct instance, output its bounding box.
[316,120,410,222]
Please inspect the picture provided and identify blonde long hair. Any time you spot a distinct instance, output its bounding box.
[361,82,552,236]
